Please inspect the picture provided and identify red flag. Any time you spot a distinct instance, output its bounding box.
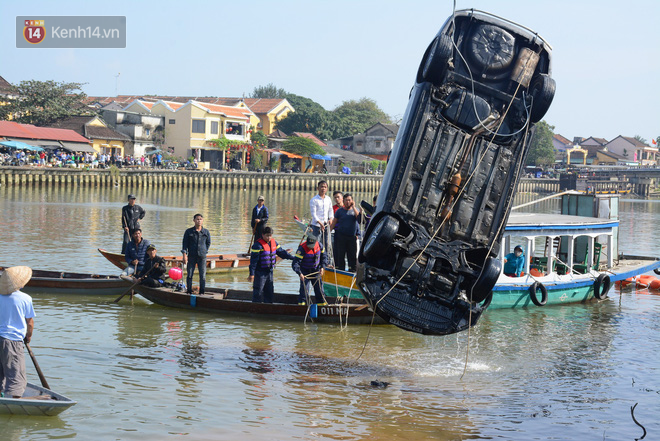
[653,138,657,145]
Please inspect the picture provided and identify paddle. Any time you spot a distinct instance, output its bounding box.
[25,343,50,390]
[247,224,257,255]
[113,263,159,303]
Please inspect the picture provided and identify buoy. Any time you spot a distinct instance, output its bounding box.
[168,267,183,280]
[637,274,656,288]
[649,278,660,290]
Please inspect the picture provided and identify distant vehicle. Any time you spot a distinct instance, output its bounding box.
[357,9,555,335]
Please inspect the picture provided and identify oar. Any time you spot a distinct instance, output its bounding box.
[247,225,257,255]
[113,263,158,303]
[25,343,50,390]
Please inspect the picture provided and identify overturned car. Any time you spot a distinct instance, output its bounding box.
[357,9,555,335]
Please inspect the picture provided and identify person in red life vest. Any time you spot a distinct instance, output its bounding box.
[247,227,294,303]
[332,191,343,214]
[292,233,328,305]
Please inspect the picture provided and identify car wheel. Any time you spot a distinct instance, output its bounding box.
[467,24,516,73]
[529,74,556,123]
[363,215,399,259]
[419,34,453,86]
[468,257,502,303]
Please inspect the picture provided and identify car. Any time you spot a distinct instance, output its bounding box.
[356,9,555,335]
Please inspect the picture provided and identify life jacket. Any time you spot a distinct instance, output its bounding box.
[257,238,278,270]
[300,242,321,271]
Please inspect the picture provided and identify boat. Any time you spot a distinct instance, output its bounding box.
[98,248,286,273]
[0,382,76,416]
[133,285,386,326]
[324,201,660,310]
[0,266,132,295]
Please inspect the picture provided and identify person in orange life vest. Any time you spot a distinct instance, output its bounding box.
[247,227,294,303]
[292,233,328,305]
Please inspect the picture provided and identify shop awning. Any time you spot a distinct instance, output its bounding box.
[279,151,303,159]
[310,154,331,160]
[0,140,44,151]
[59,141,96,153]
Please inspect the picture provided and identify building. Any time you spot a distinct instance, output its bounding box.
[327,123,399,160]
[48,116,131,157]
[595,150,627,165]
[605,136,659,165]
[123,99,257,168]
[0,75,18,103]
[100,106,165,157]
[0,120,91,152]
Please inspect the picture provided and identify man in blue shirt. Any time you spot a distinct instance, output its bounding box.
[0,266,36,398]
[124,228,151,275]
[504,245,525,277]
[329,193,362,272]
[182,213,211,295]
[250,195,269,239]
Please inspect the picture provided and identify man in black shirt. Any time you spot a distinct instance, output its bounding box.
[181,213,211,295]
[121,194,146,254]
[136,244,167,287]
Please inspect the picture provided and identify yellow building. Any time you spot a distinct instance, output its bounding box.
[241,98,294,135]
[48,115,130,156]
[124,99,257,166]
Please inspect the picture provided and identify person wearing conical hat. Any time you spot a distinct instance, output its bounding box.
[0,266,36,398]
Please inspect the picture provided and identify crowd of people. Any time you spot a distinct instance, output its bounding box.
[0,149,167,169]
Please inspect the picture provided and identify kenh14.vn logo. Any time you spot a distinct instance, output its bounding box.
[24,20,46,44]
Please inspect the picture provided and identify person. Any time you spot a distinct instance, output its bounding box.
[247,227,294,303]
[121,194,146,254]
[309,180,334,250]
[332,191,343,214]
[124,228,151,275]
[250,195,269,239]
[182,213,211,295]
[292,233,328,305]
[0,266,35,399]
[135,244,167,287]
[329,193,362,272]
[504,245,525,277]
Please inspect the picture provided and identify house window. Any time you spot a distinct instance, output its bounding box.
[225,122,243,136]
[375,141,382,149]
[211,121,219,135]
[169,119,175,124]
[145,128,151,136]
[192,120,206,133]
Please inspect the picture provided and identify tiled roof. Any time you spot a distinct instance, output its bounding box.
[0,121,90,143]
[242,98,290,114]
[292,132,327,147]
[553,134,571,145]
[47,116,131,141]
[621,136,648,147]
[268,129,288,139]
[194,102,253,120]
[0,75,15,95]
[598,150,627,160]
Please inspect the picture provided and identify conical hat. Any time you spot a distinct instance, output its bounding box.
[0,266,33,295]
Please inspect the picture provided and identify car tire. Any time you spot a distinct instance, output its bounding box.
[467,24,516,73]
[363,215,399,259]
[419,34,453,86]
[529,74,556,123]
[468,257,502,303]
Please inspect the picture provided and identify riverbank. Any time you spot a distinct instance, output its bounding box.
[0,166,565,194]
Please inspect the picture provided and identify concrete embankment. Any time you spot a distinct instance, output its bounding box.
[0,167,567,194]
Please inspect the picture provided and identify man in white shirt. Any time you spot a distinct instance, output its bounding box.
[309,180,334,250]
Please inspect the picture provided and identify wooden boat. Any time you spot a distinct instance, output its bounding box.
[98,248,281,273]
[133,285,386,326]
[0,382,76,416]
[0,266,131,295]
[323,201,660,310]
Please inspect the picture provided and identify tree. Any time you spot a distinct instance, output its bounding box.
[634,135,648,145]
[251,130,268,148]
[0,80,89,126]
[282,136,326,156]
[250,83,288,99]
[526,120,556,166]
[329,97,392,139]
[276,94,329,138]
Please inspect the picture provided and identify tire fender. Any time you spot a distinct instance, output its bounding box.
[654,268,660,276]
[529,281,548,306]
[593,274,611,300]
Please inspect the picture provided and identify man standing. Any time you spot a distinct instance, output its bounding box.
[332,191,343,214]
[121,194,146,254]
[182,214,211,295]
[309,180,334,250]
[124,228,151,275]
[247,227,294,303]
[292,233,327,305]
[136,244,167,287]
[250,195,269,239]
[0,266,35,399]
[329,193,361,272]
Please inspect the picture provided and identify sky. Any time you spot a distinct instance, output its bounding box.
[1,0,659,142]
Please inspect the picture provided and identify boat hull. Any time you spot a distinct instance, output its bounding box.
[134,285,385,326]
[0,267,131,295]
[0,383,76,416]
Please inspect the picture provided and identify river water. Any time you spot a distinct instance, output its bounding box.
[1,185,659,441]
